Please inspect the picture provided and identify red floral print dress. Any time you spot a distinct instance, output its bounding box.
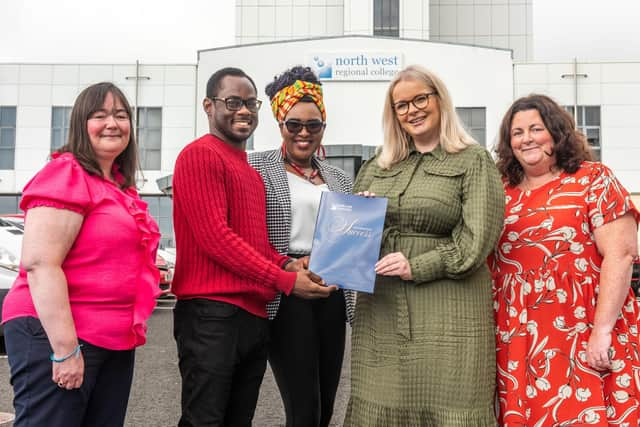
[491,162,640,426]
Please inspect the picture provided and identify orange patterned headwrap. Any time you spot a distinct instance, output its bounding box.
[270,80,326,122]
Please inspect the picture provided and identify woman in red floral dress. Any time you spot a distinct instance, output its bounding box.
[490,94,640,426]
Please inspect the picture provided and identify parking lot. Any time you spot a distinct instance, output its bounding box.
[0,299,351,427]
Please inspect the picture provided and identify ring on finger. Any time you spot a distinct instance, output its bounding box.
[57,381,65,387]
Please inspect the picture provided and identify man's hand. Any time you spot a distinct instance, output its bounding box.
[284,256,310,272]
[291,270,336,299]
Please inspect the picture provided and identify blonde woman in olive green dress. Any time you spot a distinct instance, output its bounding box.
[344,65,504,426]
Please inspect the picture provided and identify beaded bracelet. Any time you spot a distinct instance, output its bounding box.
[50,344,83,363]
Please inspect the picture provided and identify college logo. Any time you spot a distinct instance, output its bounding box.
[311,56,333,79]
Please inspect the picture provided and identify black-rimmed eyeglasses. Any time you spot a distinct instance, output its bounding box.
[280,119,326,134]
[393,92,438,115]
[211,96,262,112]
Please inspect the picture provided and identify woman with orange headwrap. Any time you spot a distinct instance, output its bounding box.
[248,66,354,427]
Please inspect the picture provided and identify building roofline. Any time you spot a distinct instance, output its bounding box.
[197,34,512,60]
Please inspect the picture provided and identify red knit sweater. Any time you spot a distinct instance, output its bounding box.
[172,134,296,318]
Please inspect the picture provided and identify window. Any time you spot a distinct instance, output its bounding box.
[137,107,162,170]
[142,195,174,248]
[0,106,17,169]
[456,107,486,147]
[564,105,601,161]
[0,194,21,214]
[51,106,72,151]
[374,0,399,37]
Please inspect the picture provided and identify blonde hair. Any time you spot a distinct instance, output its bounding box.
[377,65,476,169]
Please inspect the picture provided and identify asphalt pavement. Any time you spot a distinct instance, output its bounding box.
[0,300,351,426]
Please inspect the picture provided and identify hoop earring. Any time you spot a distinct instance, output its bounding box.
[316,144,326,160]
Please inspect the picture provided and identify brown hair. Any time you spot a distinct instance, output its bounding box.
[58,82,138,188]
[495,94,592,186]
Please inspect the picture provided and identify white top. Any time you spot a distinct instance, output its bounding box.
[286,171,328,254]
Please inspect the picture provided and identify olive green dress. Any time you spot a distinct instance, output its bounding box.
[344,144,504,426]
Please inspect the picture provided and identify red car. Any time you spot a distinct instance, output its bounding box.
[156,252,174,297]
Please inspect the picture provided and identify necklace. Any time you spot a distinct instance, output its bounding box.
[285,159,319,182]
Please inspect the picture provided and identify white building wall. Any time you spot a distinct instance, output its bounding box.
[0,63,197,195]
[400,1,430,39]
[429,0,533,61]
[236,0,346,44]
[514,61,640,193]
[198,36,513,153]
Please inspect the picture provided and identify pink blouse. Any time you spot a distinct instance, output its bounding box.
[1,153,160,350]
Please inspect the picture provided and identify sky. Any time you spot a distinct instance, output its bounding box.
[533,0,640,61]
[0,0,235,63]
[1,0,640,63]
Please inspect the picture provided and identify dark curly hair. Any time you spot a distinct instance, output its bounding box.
[495,94,593,186]
[265,66,321,101]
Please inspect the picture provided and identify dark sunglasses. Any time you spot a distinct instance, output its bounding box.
[211,96,262,112]
[281,119,326,134]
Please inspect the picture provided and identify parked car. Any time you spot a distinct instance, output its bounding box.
[0,216,23,338]
[632,258,640,297]
[156,248,175,297]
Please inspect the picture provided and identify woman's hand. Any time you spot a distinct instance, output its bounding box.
[586,328,612,371]
[375,252,412,280]
[52,350,85,390]
[356,191,376,198]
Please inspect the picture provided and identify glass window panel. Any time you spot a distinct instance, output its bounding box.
[159,196,172,211]
[1,128,15,147]
[0,107,16,126]
[52,107,63,126]
[472,108,486,127]
[0,148,15,169]
[51,129,62,150]
[472,129,485,146]
[585,106,600,125]
[144,150,161,170]
[136,108,145,128]
[575,107,584,126]
[0,196,19,214]
[146,129,162,149]
[456,108,470,124]
[148,108,162,128]
[586,128,600,147]
[159,217,172,234]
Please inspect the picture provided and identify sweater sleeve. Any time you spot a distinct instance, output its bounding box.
[173,144,295,294]
[409,149,505,283]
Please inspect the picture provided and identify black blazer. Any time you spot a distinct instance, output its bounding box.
[248,148,355,322]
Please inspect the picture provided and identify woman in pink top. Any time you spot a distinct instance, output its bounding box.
[1,82,160,427]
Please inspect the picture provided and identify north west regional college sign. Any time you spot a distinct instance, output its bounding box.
[307,52,404,81]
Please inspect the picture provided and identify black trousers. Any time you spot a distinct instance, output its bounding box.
[268,290,347,427]
[4,316,135,427]
[173,298,269,427]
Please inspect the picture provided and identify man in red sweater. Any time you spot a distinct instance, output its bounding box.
[172,67,336,427]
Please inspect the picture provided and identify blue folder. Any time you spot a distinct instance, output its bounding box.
[308,192,388,293]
